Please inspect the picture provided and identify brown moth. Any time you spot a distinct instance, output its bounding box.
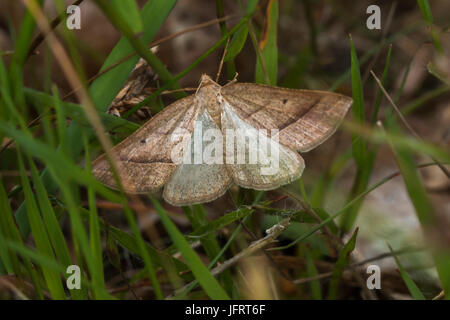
[92,75,352,206]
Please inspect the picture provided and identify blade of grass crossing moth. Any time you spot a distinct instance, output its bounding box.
[417,0,443,53]
[384,116,450,298]
[14,0,178,239]
[255,0,278,85]
[110,0,143,33]
[17,150,66,299]
[387,243,426,300]
[183,205,234,295]
[327,228,358,300]
[150,196,230,300]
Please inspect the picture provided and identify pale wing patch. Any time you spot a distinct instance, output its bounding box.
[221,102,305,190]
[221,83,352,152]
[163,110,232,206]
[92,95,198,193]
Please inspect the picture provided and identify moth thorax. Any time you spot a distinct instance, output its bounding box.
[197,85,222,128]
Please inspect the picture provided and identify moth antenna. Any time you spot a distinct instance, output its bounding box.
[216,37,231,83]
[222,72,239,89]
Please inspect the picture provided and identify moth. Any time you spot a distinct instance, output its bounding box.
[92,75,352,206]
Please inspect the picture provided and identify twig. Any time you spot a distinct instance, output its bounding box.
[169,218,291,299]
[281,187,341,255]
[432,290,445,300]
[238,218,294,283]
[216,38,230,82]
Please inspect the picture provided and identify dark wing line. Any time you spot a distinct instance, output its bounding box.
[222,82,352,152]
[277,96,322,130]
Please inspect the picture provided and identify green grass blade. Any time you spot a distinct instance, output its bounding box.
[28,159,71,266]
[255,0,278,85]
[90,0,179,113]
[83,134,108,298]
[384,116,450,298]
[387,244,426,300]
[24,88,139,135]
[95,0,184,99]
[17,151,66,299]
[224,0,260,62]
[0,180,23,275]
[417,0,443,53]
[184,204,234,294]
[13,0,178,240]
[110,0,143,33]
[8,0,44,116]
[150,196,230,300]
[188,206,253,239]
[327,228,358,299]
[304,245,322,300]
[340,36,372,231]
[0,122,122,202]
[349,35,367,168]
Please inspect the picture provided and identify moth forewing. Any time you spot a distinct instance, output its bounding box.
[91,94,198,194]
[221,83,352,153]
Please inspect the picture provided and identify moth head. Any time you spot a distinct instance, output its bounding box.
[199,74,218,88]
